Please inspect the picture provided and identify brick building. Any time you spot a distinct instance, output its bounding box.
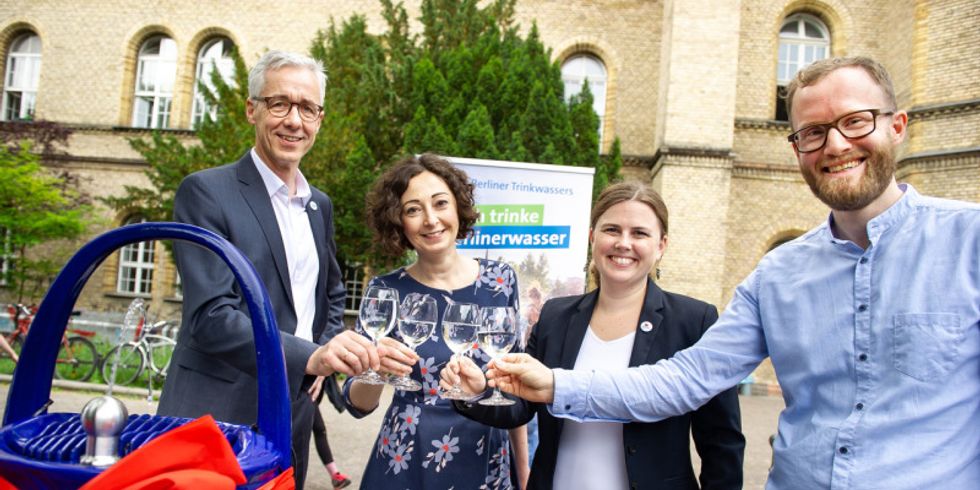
[1,1,977,374]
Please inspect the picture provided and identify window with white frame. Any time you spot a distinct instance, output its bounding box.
[0,229,12,287]
[561,54,608,142]
[191,37,235,127]
[132,35,177,128]
[2,33,42,121]
[117,218,155,295]
[342,262,364,314]
[776,13,830,120]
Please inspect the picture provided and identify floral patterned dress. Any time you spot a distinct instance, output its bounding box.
[343,258,519,490]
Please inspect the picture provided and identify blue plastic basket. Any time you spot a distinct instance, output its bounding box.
[0,222,291,489]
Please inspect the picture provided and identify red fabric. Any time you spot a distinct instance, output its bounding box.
[257,468,295,490]
[0,474,16,490]
[96,470,239,490]
[79,415,247,490]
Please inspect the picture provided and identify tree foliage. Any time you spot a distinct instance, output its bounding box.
[0,124,95,302]
[102,52,252,224]
[0,120,73,155]
[110,0,621,271]
[308,0,622,267]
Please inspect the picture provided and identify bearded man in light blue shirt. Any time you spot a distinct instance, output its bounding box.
[487,56,979,490]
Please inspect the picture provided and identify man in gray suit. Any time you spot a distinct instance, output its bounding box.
[158,50,398,488]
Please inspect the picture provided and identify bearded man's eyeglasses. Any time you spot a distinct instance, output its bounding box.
[787,109,894,153]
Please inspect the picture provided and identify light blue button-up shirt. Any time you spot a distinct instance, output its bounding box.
[551,185,979,489]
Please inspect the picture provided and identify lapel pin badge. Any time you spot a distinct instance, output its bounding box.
[640,321,653,332]
[309,201,319,211]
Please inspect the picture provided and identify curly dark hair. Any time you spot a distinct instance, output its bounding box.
[366,153,479,258]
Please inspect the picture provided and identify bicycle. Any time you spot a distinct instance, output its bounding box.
[100,316,176,386]
[0,304,100,382]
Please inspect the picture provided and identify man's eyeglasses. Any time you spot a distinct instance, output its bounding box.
[252,96,323,122]
[787,109,894,153]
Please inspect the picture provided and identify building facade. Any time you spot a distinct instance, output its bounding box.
[2,1,978,371]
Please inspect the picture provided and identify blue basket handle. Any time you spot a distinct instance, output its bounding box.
[1,222,291,460]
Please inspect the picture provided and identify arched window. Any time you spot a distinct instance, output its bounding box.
[561,54,607,141]
[132,35,177,128]
[2,33,42,121]
[775,13,830,120]
[191,37,235,127]
[117,218,155,295]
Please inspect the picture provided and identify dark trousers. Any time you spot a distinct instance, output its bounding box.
[312,389,334,465]
[290,392,315,489]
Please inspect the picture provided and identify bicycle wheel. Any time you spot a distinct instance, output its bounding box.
[146,335,176,377]
[101,343,145,386]
[55,336,99,382]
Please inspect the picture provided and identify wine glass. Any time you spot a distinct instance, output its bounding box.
[477,306,517,406]
[353,285,399,385]
[389,293,437,391]
[440,302,480,400]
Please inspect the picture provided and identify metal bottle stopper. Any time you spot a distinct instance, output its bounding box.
[79,395,128,467]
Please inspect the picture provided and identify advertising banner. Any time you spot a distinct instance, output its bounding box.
[449,156,594,329]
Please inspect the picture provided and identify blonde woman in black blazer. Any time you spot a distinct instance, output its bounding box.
[444,182,744,489]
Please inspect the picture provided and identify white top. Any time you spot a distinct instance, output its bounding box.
[251,148,319,342]
[553,326,635,490]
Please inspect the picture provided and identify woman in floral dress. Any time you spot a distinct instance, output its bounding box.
[344,153,528,489]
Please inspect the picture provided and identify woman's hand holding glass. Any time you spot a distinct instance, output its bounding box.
[477,306,518,406]
[354,285,399,385]
[388,293,436,391]
[375,337,418,378]
[439,354,487,396]
[440,302,481,400]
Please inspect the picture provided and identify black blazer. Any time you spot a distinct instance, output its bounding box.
[158,152,346,426]
[457,279,744,489]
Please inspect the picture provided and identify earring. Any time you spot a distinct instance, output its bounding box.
[655,268,661,280]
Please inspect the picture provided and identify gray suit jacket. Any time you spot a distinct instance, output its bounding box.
[158,152,345,426]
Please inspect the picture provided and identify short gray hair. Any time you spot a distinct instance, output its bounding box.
[248,50,327,104]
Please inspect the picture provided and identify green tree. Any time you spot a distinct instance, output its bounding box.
[103,51,252,224]
[330,136,379,267]
[0,139,94,302]
[565,80,624,199]
[456,104,498,158]
[595,137,623,199]
[109,0,622,270]
[309,0,622,264]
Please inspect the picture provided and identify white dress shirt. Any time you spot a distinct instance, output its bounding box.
[553,326,634,490]
[251,148,319,342]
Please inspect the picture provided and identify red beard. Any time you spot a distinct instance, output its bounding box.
[801,142,896,211]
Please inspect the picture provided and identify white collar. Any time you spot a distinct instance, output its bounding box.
[250,148,312,204]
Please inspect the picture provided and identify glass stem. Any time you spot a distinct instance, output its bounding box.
[370,337,379,374]
[452,352,461,391]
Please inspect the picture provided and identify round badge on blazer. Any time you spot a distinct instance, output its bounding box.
[640,321,653,332]
[309,201,319,211]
